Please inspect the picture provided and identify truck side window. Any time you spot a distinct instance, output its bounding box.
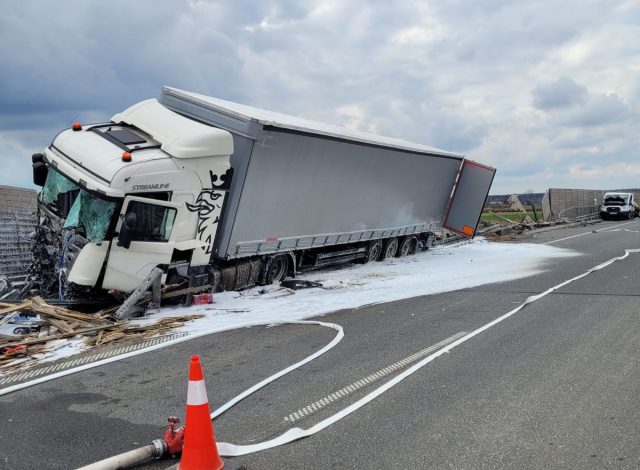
[126,201,177,242]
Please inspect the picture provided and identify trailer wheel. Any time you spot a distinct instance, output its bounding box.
[364,240,383,263]
[396,237,412,257]
[266,255,289,284]
[383,237,399,259]
[221,266,237,291]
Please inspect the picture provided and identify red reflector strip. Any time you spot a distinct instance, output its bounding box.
[462,225,474,236]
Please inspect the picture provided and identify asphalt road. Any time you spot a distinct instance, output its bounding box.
[2,219,640,469]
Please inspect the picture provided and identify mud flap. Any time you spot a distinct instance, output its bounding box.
[443,160,496,238]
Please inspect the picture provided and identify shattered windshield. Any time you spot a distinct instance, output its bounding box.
[40,168,118,242]
[40,168,81,216]
[63,191,116,241]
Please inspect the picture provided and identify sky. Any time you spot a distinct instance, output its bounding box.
[1,0,639,194]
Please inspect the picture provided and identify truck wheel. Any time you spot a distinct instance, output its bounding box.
[266,255,289,284]
[364,240,383,263]
[396,237,412,257]
[383,237,399,259]
[221,266,237,291]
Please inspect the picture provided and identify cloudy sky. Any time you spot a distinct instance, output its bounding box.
[1,0,639,194]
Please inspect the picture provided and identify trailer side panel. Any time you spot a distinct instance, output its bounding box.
[223,129,462,257]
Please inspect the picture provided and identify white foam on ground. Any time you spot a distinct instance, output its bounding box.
[0,239,576,372]
[144,238,577,334]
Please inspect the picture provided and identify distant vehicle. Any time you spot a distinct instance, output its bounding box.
[600,192,638,220]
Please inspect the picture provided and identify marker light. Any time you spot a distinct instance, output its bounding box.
[72,122,82,131]
[122,152,132,162]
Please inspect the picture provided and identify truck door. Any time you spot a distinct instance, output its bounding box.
[443,160,496,238]
[102,196,181,292]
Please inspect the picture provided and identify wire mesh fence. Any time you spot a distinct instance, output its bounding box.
[0,187,38,278]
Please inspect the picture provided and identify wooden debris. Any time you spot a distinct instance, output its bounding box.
[1,294,204,369]
[0,301,32,317]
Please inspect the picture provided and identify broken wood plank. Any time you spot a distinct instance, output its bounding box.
[47,318,72,334]
[30,305,106,327]
[0,322,127,348]
[0,301,32,318]
[31,297,106,323]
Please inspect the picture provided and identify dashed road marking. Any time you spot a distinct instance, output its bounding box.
[543,220,637,245]
[283,330,467,424]
[0,332,188,387]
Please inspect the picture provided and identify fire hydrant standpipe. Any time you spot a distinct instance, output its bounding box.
[75,320,344,470]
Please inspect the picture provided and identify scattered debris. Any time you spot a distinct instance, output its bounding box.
[280,279,323,290]
[192,293,214,305]
[0,295,202,371]
[478,213,602,241]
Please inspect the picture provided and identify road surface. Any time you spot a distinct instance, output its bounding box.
[1,219,640,469]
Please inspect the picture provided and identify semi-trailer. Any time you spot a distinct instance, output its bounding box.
[30,86,495,299]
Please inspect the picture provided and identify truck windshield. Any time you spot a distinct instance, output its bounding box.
[40,168,117,242]
[40,168,80,216]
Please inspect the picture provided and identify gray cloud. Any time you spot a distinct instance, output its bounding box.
[532,77,588,109]
[562,93,630,127]
[1,0,640,193]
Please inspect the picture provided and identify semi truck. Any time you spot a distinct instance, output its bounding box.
[30,86,495,299]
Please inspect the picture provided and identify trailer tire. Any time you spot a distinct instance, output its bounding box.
[266,255,289,284]
[364,240,383,263]
[221,266,237,291]
[383,237,399,259]
[396,237,412,257]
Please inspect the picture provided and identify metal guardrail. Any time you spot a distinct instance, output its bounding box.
[557,205,600,219]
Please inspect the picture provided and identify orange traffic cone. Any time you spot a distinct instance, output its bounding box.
[178,355,224,470]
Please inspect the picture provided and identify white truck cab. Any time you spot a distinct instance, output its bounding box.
[34,99,233,294]
[599,192,638,220]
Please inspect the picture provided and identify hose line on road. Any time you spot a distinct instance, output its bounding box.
[75,320,344,470]
[58,248,640,467]
[0,319,343,397]
[211,320,344,419]
[76,444,161,470]
[214,248,640,456]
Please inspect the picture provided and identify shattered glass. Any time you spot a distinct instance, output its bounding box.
[40,170,78,204]
[63,190,116,242]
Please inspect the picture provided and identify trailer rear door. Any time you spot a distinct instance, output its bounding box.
[443,160,496,238]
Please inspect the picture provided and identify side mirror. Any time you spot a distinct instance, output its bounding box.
[32,153,48,186]
[117,212,137,249]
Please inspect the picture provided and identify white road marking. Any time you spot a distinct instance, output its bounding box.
[543,220,637,245]
[283,331,467,424]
